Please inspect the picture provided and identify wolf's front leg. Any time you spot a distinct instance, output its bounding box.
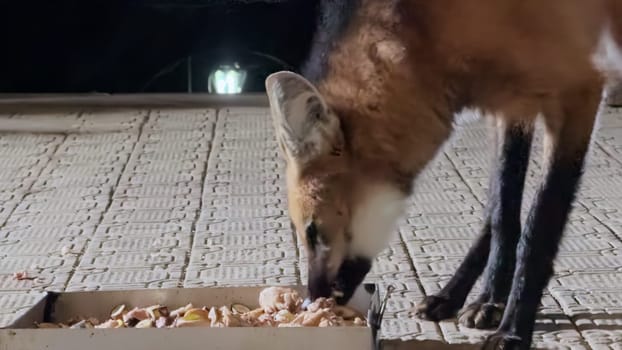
[416,120,533,324]
[482,84,600,350]
[459,121,534,330]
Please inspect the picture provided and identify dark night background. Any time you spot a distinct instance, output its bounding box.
[0,0,318,93]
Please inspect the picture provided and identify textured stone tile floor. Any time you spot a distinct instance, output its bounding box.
[1,103,622,349]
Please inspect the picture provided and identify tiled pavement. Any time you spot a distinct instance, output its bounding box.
[1,103,622,349]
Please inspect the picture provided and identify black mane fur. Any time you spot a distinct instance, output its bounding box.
[301,0,361,84]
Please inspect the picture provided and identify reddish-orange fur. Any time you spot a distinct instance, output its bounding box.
[316,0,621,187]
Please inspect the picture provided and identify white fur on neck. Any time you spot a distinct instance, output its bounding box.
[592,25,622,80]
[349,183,407,259]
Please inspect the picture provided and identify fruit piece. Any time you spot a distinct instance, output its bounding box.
[69,320,93,329]
[274,310,295,324]
[174,308,211,327]
[333,305,362,320]
[353,317,366,326]
[207,306,220,327]
[174,320,210,327]
[306,298,335,313]
[301,310,325,327]
[284,309,327,327]
[147,305,169,320]
[95,319,125,329]
[170,303,194,318]
[220,306,242,327]
[135,319,154,328]
[256,313,276,327]
[86,317,100,326]
[110,304,126,319]
[247,308,264,318]
[155,317,171,328]
[240,307,265,326]
[319,317,336,327]
[183,308,210,322]
[123,307,149,326]
[35,322,60,329]
[174,309,211,328]
[231,303,251,314]
[258,287,303,313]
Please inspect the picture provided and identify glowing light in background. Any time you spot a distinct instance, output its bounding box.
[209,63,246,94]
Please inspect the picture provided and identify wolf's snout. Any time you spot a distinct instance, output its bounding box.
[308,256,372,305]
[332,257,372,305]
[307,270,333,301]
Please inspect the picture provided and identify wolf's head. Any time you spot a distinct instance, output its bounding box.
[265,71,407,304]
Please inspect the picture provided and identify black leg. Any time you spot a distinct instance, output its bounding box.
[416,121,533,322]
[483,148,587,349]
[415,225,491,320]
[483,86,600,350]
[459,122,533,329]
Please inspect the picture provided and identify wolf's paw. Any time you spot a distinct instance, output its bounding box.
[415,295,461,321]
[458,302,505,329]
[481,333,524,350]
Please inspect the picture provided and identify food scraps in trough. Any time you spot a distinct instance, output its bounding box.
[12,271,36,281]
[35,286,367,329]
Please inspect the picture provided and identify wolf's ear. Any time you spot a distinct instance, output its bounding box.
[265,71,344,166]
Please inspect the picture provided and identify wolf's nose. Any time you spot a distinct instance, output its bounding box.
[308,276,332,300]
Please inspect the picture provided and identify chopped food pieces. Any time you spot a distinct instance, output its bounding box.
[13,271,36,281]
[147,305,169,320]
[258,286,303,313]
[95,319,124,329]
[274,309,295,323]
[36,287,366,329]
[135,319,154,328]
[35,322,61,329]
[110,305,126,320]
[69,320,94,329]
[231,303,251,314]
[170,303,193,318]
[175,308,211,328]
[155,317,171,328]
[123,307,150,326]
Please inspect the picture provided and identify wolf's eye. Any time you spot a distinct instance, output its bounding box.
[305,222,319,249]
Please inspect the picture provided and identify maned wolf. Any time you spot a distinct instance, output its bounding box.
[265,1,622,349]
